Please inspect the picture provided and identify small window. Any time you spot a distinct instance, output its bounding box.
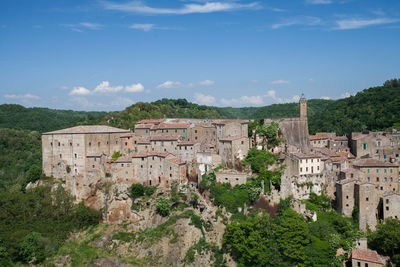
[60,154,62,158]
[50,142,53,146]
[70,142,72,146]
[366,197,369,201]
[380,186,383,190]
[141,165,143,168]
[74,153,77,158]
[98,142,100,146]
[89,142,91,146]
[121,164,124,167]
[386,199,389,204]
[377,177,380,182]
[125,142,127,146]
[58,142,60,146]
[92,165,95,168]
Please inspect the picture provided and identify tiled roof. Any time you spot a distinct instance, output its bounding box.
[292,152,322,159]
[352,134,368,141]
[337,178,358,185]
[43,125,130,135]
[219,136,246,142]
[353,158,397,168]
[131,152,170,158]
[335,136,348,141]
[150,135,180,141]
[136,119,164,124]
[154,123,188,129]
[111,155,132,163]
[313,147,338,157]
[351,249,383,264]
[213,119,248,125]
[166,157,186,165]
[120,133,133,138]
[135,124,154,129]
[177,141,195,146]
[309,132,329,140]
[337,151,355,159]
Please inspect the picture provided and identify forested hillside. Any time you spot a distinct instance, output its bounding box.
[0,104,105,133]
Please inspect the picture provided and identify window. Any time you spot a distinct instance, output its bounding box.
[384,177,387,182]
[70,142,72,146]
[384,169,387,173]
[146,129,148,133]
[376,169,380,173]
[386,206,389,211]
[386,199,389,204]
[125,142,127,146]
[75,153,77,158]
[195,130,197,133]
[121,164,124,167]
[363,143,367,150]
[175,129,177,133]
[141,165,143,168]
[300,167,302,172]
[367,177,370,182]
[377,177,379,182]
[391,177,393,182]
[366,197,369,201]
[89,142,91,146]
[183,129,186,133]
[98,142,100,146]
[92,165,95,168]
[241,141,244,145]
[346,195,349,199]
[60,154,62,158]
[380,186,383,191]
[367,169,370,174]
[58,142,60,146]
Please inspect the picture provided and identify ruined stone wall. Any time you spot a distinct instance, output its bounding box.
[264,117,310,153]
[355,183,378,231]
[383,193,400,220]
[215,171,247,187]
[218,141,233,168]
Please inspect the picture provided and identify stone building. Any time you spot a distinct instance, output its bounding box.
[383,192,400,220]
[218,136,249,169]
[150,135,180,153]
[288,152,323,175]
[353,158,399,197]
[42,125,130,179]
[336,178,357,217]
[215,169,247,187]
[214,119,248,143]
[351,248,384,267]
[176,141,200,163]
[355,182,378,231]
[120,132,133,154]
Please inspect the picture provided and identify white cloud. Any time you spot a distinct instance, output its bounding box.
[221,95,264,106]
[125,83,145,92]
[103,1,260,15]
[240,95,264,105]
[306,0,332,4]
[4,93,40,100]
[194,93,216,105]
[272,16,323,29]
[340,92,351,98]
[264,90,300,103]
[69,87,91,96]
[334,18,399,30]
[92,81,123,93]
[270,79,290,85]
[321,96,331,100]
[157,81,182,89]
[61,22,103,32]
[198,80,215,86]
[129,23,155,31]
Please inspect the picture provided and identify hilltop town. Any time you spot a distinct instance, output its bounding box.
[39,96,400,266]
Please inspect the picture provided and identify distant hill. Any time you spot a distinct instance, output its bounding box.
[1,79,399,135]
[0,104,106,133]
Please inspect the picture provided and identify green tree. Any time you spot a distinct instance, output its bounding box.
[274,209,310,265]
[368,218,400,262]
[156,197,171,217]
[19,232,47,264]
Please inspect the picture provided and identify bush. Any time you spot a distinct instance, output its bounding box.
[131,183,144,199]
[144,186,156,196]
[19,232,47,264]
[156,198,170,217]
[111,151,122,160]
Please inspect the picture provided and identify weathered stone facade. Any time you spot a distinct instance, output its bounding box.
[215,169,247,187]
[383,192,400,220]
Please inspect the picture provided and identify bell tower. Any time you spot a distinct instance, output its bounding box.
[300,93,307,119]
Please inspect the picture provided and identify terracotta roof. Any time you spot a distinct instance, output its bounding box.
[154,123,188,129]
[292,152,322,159]
[328,156,347,163]
[131,152,170,158]
[177,141,195,146]
[120,133,133,138]
[150,135,180,141]
[111,155,132,163]
[136,119,164,124]
[166,157,186,165]
[335,136,348,141]
[313,147,338,157]
[213,119,248,125]
[337,178,358,185]
[337,151,355,159]
[43,125,130,135]
[351,249,383,264]
[309,132,329,140]
[219,136,247,142]
[135,124,154,129]
[353,158,397,168]
[352,134,368,141]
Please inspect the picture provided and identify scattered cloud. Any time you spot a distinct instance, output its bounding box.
[264,90,300,103]
[221,95,264,106]
[129,23,155,31]
[334,18,399,30]
[340,92,351,98]
[125,83,145,92]
[306,0,332,4]
[157,81,182,89]
[93,81,123,93]
[103,1,261,15]
[61,22,103,32]
[272,16,323,29]
[321,96,331,100]
[69,87,91,96]
[59,86,69,91]
[270,79,290,85]
[198,80,215,86]
[4,93,40,100]
[194,93,216,105]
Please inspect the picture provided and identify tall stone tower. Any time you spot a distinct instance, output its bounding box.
[299,94,307,119]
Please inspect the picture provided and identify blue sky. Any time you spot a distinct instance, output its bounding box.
[1,0,399,111]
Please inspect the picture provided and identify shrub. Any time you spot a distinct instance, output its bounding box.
[131,183,144,199]
[156,198,170,217]
[19,232,47,264]
[144,186,156,196]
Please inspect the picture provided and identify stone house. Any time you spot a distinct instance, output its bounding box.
[329,135,349,151]
[151,123,189,140]
[383,192,400,220]
[176,141,200,163]
[288,152,323,175]
[215,169,247,187]
[150,135,180,153]
[120,132,133,154]
[218,136,249,169]
[353,159,399,197]
[214,119,248,142]
[350,131,396,159]
[188,124,216,144]
[351,248,384,267]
